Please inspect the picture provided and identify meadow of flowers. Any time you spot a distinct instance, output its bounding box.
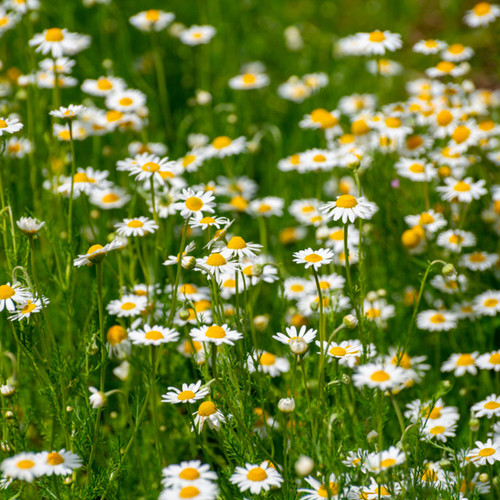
[0,0,499,498]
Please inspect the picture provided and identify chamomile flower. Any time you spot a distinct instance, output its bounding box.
[129,324,179,346]
[364,446,406,473]
[129,9,174,32]
[29,28,90,57]
[359,478,400,499]
[162,381,210,405]
[114,216,158,237]
[404,210,447,234]
[9,297,48,322]
[189,215,229,231]
[477,351,500,371]
[422,419,457,442]
[441,352,478,376]
[355,30,402,55]
[320,195,376,224]
[105,325,130,359]
[161,460,218,488]
[229,72,269,90]
[205,135,247,158]
[441,43,474,62]
[283,278,310,300]
[4,137,32,158]
[0,116,23,136]
[353,362,407,390]
[247,351,290,377]
[417,309,458,331]
[426,61,470,78]
[436,230,476,252]
[278,77,312,102]
[298,474,345,500]
[0,282,31,312]
[273,325,317,345]
[473,290,500,316]
[197,252,239,279]
[464,2,500,27]
[0,452,44,482]
[88,387,106,408]
[248,197,284,217]
[73,240,122,267]
[49,104,85,119]
[230,461,283,495]
[16,217,45,235]
[363,297,395,324]
[106,89,146,113]
[193,401,225,431]
[106,294,148,318]
[395,158,437,182]
[81,76,126,96]
[220,236,262,259]
[413,39,447,54]
[460,251,497,271]
[405,398,460,425]
[180,25,216,45]
[317,340,361,362]
[89,187,130,209]
[466,439,500,466]
[471,395,500,418]
[127,153,177,186]
[39,450,82,476]
[175,189,215,218]
[190,324,242,346]
[293,248,334,270]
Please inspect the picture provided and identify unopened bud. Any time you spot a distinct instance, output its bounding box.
[367,291,378,302]
[66,406,73,412]
[278,398,295,413]
[377,289,386,297]
[63,477,73,485]
[182,256,197,270]
[441,263,456,277]
[367,430,378,442]
[479,473,489,483]
[178,309,190,321]
[290,338,308,355]
[459,388,467,397]
[0,384,15,397]
[343,314,357,329]
[309,301,319,312]
[294,455,314,476]
[341,374,351,384]
[252,264,263,277]
[469,418,480,432]
[5,410,14,419]
[254,315,269,331]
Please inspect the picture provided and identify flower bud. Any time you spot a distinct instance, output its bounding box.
[341,374,351,385]
[309,301,319,312]
[343,314,357,329]
[441,263,456,278]
[366,291,378,302]
[469,418,480,432]
[290,338,308,355]
[479,473,489,483]
[278,398,295,413]
[0,384,15,397]
[182,256,197,271]
[367,430,378,442]
[251,264,263,277]
[4,410,14,419]
[294,455,314,476]
[178,309,190,321]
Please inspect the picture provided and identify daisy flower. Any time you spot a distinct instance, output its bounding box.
[299,108,342,134]
[9,297,48,322]
[471,395,500,418]
[278,77,312,102]
[413,39,447,54]
[272,325,317,345]
[477,351,500,371]
[283,277,311,300]
[298,474,345,500]
[404,210,446,234]
[229,72,269,90]
[460,251,497,271]
[73,240,122,267]
[441,352,478,376]
[106,325,130,359]
[106,294,148,318]
[88,387,106,408]
[106,89,146,113]
[4,137,32,158]
[189,215,228,231]
[129,324,179,346]
[355,30,402,55]
[473,290,500,316]
[436,230,476,253]
[129,9,174,31]
[126,153,177,186]
[159,483,218,500]
[363,297,395,324]
[220,236,262,259]
[114,216,158,237]
[316,340,361,362]
[162,460,218,488]
[426,61,469,78]
[163,242,196,268]
[162,381,210,405]
[395,158,437,182]
[29,28,90,57]
[39,450,82,476]
[417,309,458,331]
[193,401,225,431]
[81,76,126,96]
[190,324,242,346]
[0,282,31,312]
[205,136,246,158]
[248,197,284,217]
[466,439,500,466]
[247,351,290,377]
[230,461,283,495]
[359,478,400,499]
[89,187,131,209]
[405,398,460,425]
[49,104,85,120]
[422,419,457,442]
[364,446,406,473]
[175,188,215,218]
[197,252,239,279]
[437,177,487,203]
[0,452,44,482]
[293,248,334,270]
[0,116,23,136]
[325,226,359,252]
[441,43,474,62]
[353,362,407,391]
[16,217,45,235]
[179,25,216,46]
[320,195,376,224]
[463,2,500,27]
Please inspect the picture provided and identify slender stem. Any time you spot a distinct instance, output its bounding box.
[150,346,163,462]
[312,268,326,401]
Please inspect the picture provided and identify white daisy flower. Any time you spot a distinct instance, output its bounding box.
[129,324,179,346]
[293,248,334,270]
[49,104,86,120]
[105,89,146,113]
[417,309,458,331]
[413,39,447,54]
[0,116,23,136]
[106,325,131,359]
[0,452,44,482]
[441,352,478,376]
[220,236,262,259]
[404,210,446,234]
[247,351,290,377]
[471,395,500,418]
[189,215,229,231]
[464,2,500,27]
[179,25,216,46]
[114,216,158,237]
[129,9,175,32]
[0,282,31,312]
[353,362,407,390]
[460,251,497,271]
[16,217,45,235]
[9,297,48,322]
[298,473,347,500]
[192,401,225,431]
[89,187,131,209]
[466,439,500,466]
[320,195,376,224]
[477,350,500,371]
[441,43,474,62]
[230,461,283,495]
[436,229,476,252]
[355,30,402,55]
[426,61,470,78]
[364,446,406,473]
[273,325,317,345]
[161,460,217,488]
[73,240,122,267]
[395,158,437,182]
[473,290,500,316]
[316,340,361,362]
[229,72,269,90]
[81,76,126,97]
[161,381,210,405]
[88,386,106,408]
[359,478,401,499]
[174,188,215,218]
[248,197,284,217]
[190,324,242,346]
[422,419,457,442]
[39,449,82,476]
[106,294,148,318]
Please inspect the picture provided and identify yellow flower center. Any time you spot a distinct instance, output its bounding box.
[0,119,8,128]
[45,28,64,42]
[385,117,401,128]
[106,110,123,122]
[456,353,474,366]
[258,203,272,213]
[369,30,386,42]
[425,40,438,48]
[366,308,381,319]
[484,401,500,410]
[430,425,445,435]
[449,234,463,244]
[489,353,500,364]
[330,229,344,240]
[484,298,499,308]
[313,154,326,163]
[430,313,445,323]
[179,486,200,498]
[206,253,226,267]
[97,78,113,90]
[102,193,119,203]
[145,9,160,22]
[370,370,390,382]
[87,244,104,255]
[246,467,267,481]
[179,467,200,480]
[409,163,425,173]
[185,197,203,211]
[290,154,301,165]
[329,346,347,356]
[452,126,471,144]
[142,161,160,172]
[198,216,215,225]
[230,195,248,211]
[198,401,217,417]
[310,108,338,128]
[205,325,226,339]
[380,458,396,468]
[469,252,485,262]
[290,284,304,292]
[177,390,196,401]
[407,136,424,150]
[242,73,257,84]
[182,154,196,167]
[212,136,232,149]
[436,61,456,74]
[127,219,144,228]
[448,43,465,55]
[351,119,370,135]
[22,302,37,314]
[422,468,438,482]
[47,452,65,466]
[0,285,15,300]
[145,330,164,340]
[392,353,411,369]
[304,253,323,263]
[318,482,339,497]
[119,97,133,107]
[419,213,434,225]
[474,2,491,16]
[74,172,93,183]
[478,447,495,457]
[16,459,35,469]
[259,352,276,366]
[120,302,136,310]
[336,194,358,208]
[107,325,127,345]
[227,236,247,250]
